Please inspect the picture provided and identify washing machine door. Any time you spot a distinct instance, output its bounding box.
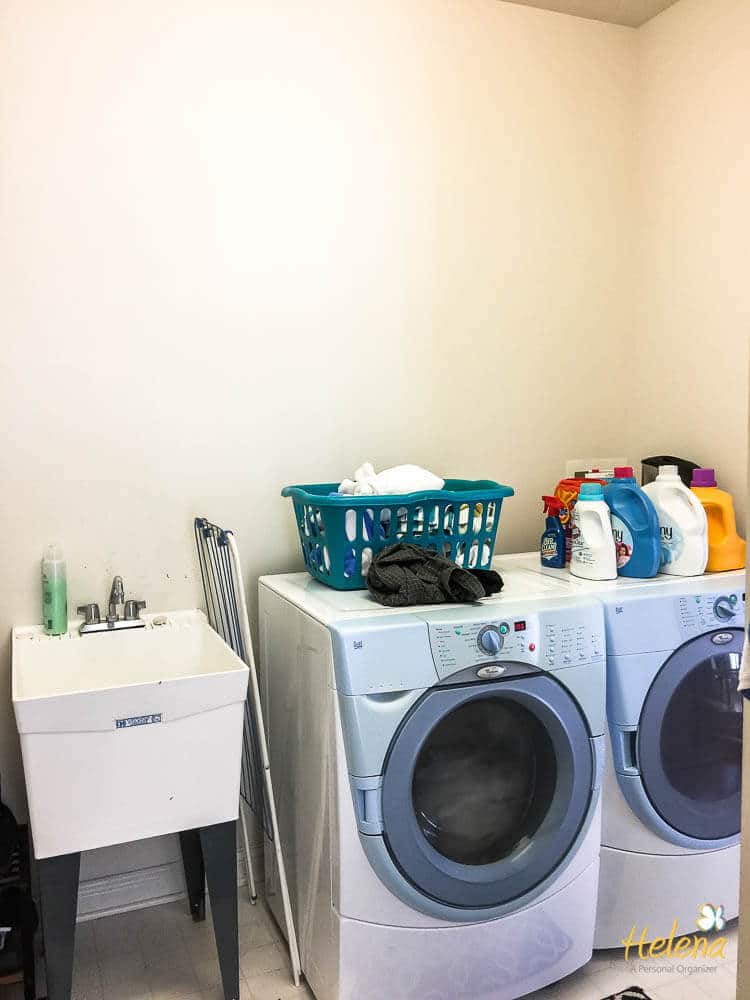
[637,628,743,842]
[379,672,594,910]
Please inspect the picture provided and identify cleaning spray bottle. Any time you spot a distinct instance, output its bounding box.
[540,496,566,568]
[41,545,67,635]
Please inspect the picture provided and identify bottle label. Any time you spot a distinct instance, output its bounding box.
[42,573,67,635]
[659,521,684,566]
[541,534,558,562]
[611,516,634,568]
[571,520,595,566]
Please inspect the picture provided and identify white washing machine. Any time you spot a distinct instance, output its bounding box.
[258,563,607,1000]
[506,553,744,948]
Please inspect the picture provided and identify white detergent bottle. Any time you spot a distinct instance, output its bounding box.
[570,482,617,580]
[642,464,708,575]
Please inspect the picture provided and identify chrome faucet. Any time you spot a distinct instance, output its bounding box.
[77,576,146,635]
[108,575,125,625]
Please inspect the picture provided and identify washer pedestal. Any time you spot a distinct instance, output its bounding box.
[594,844,740,949]
[304,861,600,1000]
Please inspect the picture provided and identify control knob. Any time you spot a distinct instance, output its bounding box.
[713,597,737,621]
[478,626,503,655]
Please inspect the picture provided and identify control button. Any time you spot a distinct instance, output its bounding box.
[477,626,503,655]
[714,597,737,621]
[476,665,506,679]
[528,642,536,652]
[499,622,510,635]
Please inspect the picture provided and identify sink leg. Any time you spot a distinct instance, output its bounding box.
[179,829,206,922]
[200,821,239,1000]
[38,851,80,1000]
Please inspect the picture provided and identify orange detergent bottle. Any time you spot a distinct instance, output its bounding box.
[554,477,608,564]
[690,468,746,572]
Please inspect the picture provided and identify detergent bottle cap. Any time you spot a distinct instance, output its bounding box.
[578,482,604,501]
[656,464,681,481]
[614,466,634,479]
[691,467,717,488]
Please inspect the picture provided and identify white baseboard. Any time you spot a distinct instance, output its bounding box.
[77,846,264,922]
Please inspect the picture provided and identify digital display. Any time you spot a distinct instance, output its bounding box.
[514,621,526,632]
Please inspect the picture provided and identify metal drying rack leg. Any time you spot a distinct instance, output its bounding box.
[238,802,258,903]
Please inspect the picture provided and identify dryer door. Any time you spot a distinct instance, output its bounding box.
[637,628,743,842]
[379,673,594,910]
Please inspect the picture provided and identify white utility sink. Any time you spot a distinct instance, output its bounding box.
[13,610,249,859]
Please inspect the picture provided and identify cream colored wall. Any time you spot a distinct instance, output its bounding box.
[0,0,636,881]
[631,0,750,526]
[634,5,750,996]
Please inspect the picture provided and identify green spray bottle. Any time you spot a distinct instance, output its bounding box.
[42,545,67,635]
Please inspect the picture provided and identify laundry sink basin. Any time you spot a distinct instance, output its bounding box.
[12,610,248,858]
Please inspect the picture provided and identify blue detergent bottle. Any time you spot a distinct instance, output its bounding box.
[540,496,566,568]
[603,466,660,578]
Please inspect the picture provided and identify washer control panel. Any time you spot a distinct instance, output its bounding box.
[429,617,537,677]
[677,590,745,639]
[541,620,602,668]
[427,604,604,680]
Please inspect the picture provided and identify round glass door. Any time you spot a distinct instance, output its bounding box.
[412,698,557,866]
[380,674,594,910]
[638,630,743,841]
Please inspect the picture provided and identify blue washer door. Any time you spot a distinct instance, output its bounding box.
[637,628,743,842]
[380,674,593,910]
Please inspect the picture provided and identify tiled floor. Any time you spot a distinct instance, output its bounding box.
[0,897,737,1000]
[0,893,313,1000]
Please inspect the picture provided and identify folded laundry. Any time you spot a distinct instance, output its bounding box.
[367,543,503,607]
[339,462,444,496]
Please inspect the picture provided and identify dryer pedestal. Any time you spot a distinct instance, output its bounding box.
[594,844,740,949]
[319,861,599,1000]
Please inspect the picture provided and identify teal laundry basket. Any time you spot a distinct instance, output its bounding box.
[282,480,514,590]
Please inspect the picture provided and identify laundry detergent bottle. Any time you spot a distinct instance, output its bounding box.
[540,496,566,568]
[570,482,617,581]
[642,464,708,576]
[603,467,660,578]
[690,468,746,572]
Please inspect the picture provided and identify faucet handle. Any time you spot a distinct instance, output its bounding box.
[77,603,101,625]
[124,600,146,621]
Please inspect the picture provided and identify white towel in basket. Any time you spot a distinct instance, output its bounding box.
[339,462,444,496]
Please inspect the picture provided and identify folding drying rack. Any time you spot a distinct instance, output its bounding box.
[194,518,301,985]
